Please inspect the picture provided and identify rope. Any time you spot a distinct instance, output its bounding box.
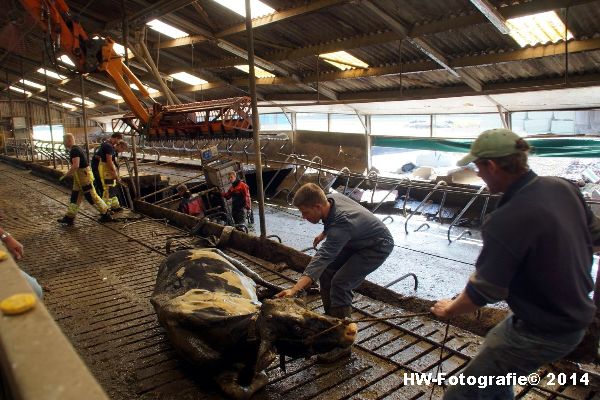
[429,318,452,400]
[351,312,431,323]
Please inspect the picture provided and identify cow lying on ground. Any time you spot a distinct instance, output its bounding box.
[151,248,357,399]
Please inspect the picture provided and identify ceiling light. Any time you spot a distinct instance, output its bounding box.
[507,11,573,47]
[170,72,208,85]
[58,55,76,66]
[72,97,95,108]
[62,102,77,109]
[111,42,134,58]
[19,79,45,90]
[130,83,158,94]
[37,68,67,80]
[8,86,32,96]
[469,0,510,34]
[146,19,189,39]
[217,41,247,59]
[212,0,274,18]
[93,36,134,58]
[235,65,275,78]
[319,51,369,70]
[99,90,123,100]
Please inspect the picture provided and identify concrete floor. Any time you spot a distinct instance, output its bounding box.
[248,200,598,303]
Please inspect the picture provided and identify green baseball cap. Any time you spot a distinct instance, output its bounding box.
[457,128,523,166]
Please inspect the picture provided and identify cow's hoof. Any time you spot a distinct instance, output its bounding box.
[216,371,268,400]
[316,346,352,364]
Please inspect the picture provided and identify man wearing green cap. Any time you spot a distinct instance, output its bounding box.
[431,129,600,399]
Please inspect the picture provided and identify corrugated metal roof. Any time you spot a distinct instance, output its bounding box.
[2,0,600,115]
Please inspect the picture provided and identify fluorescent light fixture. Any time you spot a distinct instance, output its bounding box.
[37,68,67,80]
[146,19,189,39]
[170,72,208,85]
[72,97,96,108]
[112,42,133,58]
[58,55,76,66]
[62,102,77,109]
[469,0,510,34]
[93,35,133,58]
[130,83,158,94]
[19,79,45,90]
[507,11,573,47]
[217,41,247,59]
[8,86,32,96]
[235,64,275,78]
[407,38,460,77]
[217,40,279,72]
[212,0,274,18]
[319,51,369,70]
[99,90,123,100]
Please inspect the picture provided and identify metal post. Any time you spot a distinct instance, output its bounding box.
[245,0,266,238]
[5,71,13,156]
[130,132,141,199]
[20,61,34,162]
[42,54,57,169]
[80,75,90,160]
[365,114,372,171]
[121,0,141,199]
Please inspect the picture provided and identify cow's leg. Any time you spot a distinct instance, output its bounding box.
[216,370,268,400]
[206,248,284,292]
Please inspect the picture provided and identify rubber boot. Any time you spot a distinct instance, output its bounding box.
[57,216,75,226]
[98,212,114,223]
[316,305,353,363]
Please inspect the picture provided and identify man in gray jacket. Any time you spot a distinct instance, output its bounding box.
[277,183,394,361]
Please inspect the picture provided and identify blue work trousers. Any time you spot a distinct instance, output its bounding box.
[443,315,585,400]
[319,239,394,312]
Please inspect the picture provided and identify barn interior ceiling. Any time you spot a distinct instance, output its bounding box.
[1,0,600,118]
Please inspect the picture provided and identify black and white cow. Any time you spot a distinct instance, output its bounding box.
[151,248,357,399]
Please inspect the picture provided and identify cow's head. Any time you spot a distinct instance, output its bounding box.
[257,298,357,359]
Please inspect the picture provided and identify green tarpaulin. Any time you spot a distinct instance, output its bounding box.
[372,137,600,157]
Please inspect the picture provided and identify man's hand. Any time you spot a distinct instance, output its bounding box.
[313,232,326,248]
[431,299,454,319]
[276,288,297,298]
[4,237,24,260]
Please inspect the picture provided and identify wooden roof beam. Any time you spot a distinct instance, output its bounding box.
[156,0,350,49]
[199,0,596,68]
[262,73,600,103]
[243,38,600,87]
[360,1,483,91]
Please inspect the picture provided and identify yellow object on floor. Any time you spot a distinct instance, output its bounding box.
[0,293,36,315]
[0,250,8,261]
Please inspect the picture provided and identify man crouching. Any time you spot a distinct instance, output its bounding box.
[277,183,394,362]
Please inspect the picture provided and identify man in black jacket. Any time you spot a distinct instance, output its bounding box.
[57,133,112,226]
[431,129,600,399]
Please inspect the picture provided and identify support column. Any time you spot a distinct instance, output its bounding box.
[20,61,34,162]
[80,75,90,160]
[122,0,140,199]
[41,55,56,168]
[245,0,266,238]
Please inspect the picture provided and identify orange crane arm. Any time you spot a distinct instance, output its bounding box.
[18,0,151,124]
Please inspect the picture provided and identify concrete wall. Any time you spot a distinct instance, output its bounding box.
[291,130,367,173]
